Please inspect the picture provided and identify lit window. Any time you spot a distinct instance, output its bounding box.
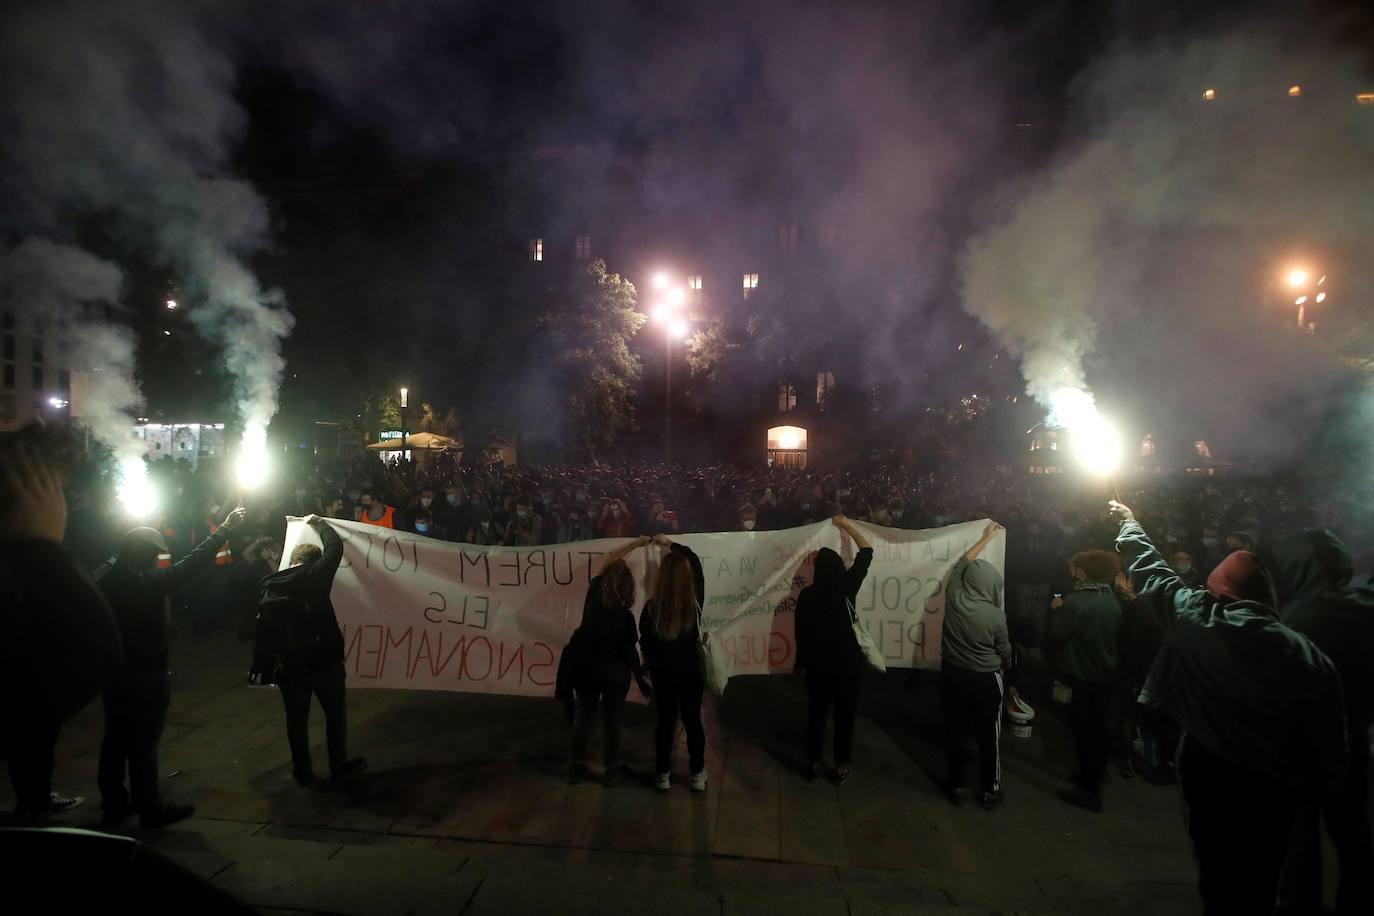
[1202,88,1216,101]
[779,225,798,253]
[687,275,702,291]
[1141,433,1155,457]
[1357,92,1374,105]
[575,235,591,259]
[1195,440,1212,459]
[815,371,835,412]
[528,238,543,262]
[743,273,759,298]
[777,383,796,412]
[1288,85,1301,97]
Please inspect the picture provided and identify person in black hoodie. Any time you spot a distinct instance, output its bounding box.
[1275,530,1374,916]
[2,444,123,819]
[96,500,246,828]
[794,515,874,784]
[251,514,365,786]
[640,534,708,792]
[555,535,652,786]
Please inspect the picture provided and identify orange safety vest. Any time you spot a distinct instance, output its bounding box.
[205,516,232,565]
[358,504,396,529]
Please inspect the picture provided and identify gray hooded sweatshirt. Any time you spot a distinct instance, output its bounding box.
[942,557,1012,673]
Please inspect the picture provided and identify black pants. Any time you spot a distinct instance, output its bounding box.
[940,663,1003,794]
[6,719,60,814]
[806,666,863,767]
[98,670,172,814]
[279,663,348,779]
[652,666,705,775]
[1179,733,1296,916]
[1067,681,1112,794]
[1278,722,1373,915]
[570,664,631,768]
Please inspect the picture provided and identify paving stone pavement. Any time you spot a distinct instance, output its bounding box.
[3,632,1215,914]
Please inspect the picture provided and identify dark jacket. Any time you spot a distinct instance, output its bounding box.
[1046,582,1121,685]
[795,547,874,673]
[555,575,642,702]
[253,524,345,677]
[0,539,123,744]
[99,529,228,675]
[639,543,705,676]
[1118,519,1346,797]
[1275,529,1374,730]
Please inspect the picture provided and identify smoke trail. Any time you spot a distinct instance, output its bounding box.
[0,1,291,481]
[0,240,157,510]
[959,22,1374,464]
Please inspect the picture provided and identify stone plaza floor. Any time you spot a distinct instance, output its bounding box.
[3,632,1214,914]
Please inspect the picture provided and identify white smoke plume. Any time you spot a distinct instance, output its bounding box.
[0,1,292,468]
[960,21,1374,464]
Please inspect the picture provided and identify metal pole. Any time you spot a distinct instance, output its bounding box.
[401,403,408,463]
[665,335,673,465]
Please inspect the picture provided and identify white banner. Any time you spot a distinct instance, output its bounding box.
[280,518,1004,696]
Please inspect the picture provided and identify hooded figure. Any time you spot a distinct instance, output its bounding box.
[1115,511,1346,915]
[1274,530,1374,915]
[942,558,1011,674]
[794,519,875,783]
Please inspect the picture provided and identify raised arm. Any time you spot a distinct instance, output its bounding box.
[964,521,1002,563]
[304,515,344,586]
[832,514,871,551]
[151,501,247,592]
[599,535,650,575]
[1110,501,1189,623]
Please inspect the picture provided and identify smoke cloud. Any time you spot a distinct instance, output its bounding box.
[960,21,1374,464]
[0,1,291,461]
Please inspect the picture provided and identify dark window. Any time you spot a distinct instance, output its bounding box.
[33,366,43,389]
[3,363,13,390]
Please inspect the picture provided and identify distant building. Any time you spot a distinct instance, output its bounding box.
[0,306,74,433]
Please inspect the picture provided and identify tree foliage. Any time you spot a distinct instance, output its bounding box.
[538,259,646,457]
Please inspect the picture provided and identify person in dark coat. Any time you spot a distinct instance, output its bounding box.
[2,445,123,818]
[1274,529,1374,916]
[795,515,874,784]
[555,536,651,786]
[1045,549,1124,813]
[96,501,247,828]
[640,535,708,792]
[1112,501,1345,916]
[251,514,365,785]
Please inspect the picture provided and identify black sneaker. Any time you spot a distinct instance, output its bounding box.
[946,787,967,807]
[17,793,85,817]
[330,758,367,782]
[139,803,195,829]
[1056,786,1103,813]
[979,790,1003,811]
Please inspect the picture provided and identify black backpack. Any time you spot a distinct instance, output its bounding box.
[257,579,320,672]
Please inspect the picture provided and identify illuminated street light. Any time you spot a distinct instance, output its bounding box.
[668,318,689,340]
[1295,295,1308,305]
[47,396,68,409]
[1288,85,1302,97]
[667,287,686,306]
[1315,292,1326,303]
[652,272,670,290]
[165,299,177,310]
[1318,275,1326,286]
[1287,268,1309,287]
[399,387,410,461]
[651,303,668,321]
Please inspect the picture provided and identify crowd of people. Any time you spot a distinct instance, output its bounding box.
[4,437,1374,913]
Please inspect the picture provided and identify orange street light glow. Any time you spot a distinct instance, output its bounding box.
[1287,268,1309,287]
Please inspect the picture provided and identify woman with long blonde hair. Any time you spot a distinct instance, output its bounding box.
[639,534,707,791]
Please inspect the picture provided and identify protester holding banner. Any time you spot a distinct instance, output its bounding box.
[252,515,366,786]
[938,521,1009,809]
[557,535,653,787]
[794,515,874,784]
[640,535,708,792]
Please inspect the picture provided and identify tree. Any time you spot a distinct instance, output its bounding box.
[537,259,646,458]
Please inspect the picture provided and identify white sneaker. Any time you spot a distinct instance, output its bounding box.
[656,773,671,791]
[691,770,708,792]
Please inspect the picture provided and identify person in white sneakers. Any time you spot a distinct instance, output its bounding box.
[639,535,708,791]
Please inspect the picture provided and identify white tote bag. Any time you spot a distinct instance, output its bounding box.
[848,599,887,673]
[697,608,731,696]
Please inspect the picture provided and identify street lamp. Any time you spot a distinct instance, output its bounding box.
[1287,268,1309,288]
[399,386,409,463]
[649,273,691,465]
